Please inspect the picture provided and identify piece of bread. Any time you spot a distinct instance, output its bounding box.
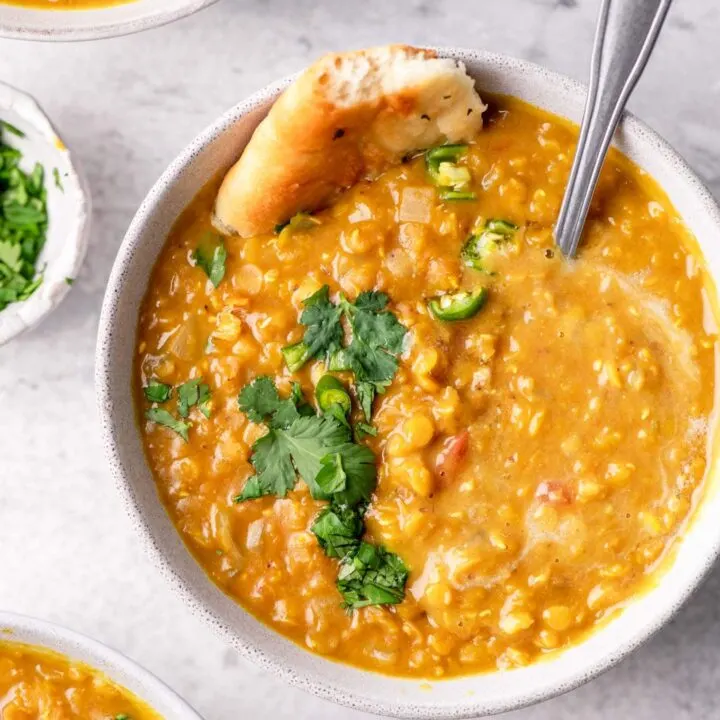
[213,45,486,238]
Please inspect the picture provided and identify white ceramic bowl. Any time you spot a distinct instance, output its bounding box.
[0,0,219,42]
[0,612,203,718]
[0,81,90,347]
[96,48,720,718]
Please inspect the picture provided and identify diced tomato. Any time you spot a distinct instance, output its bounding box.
[435,430,470,481]
[535,480,573,505]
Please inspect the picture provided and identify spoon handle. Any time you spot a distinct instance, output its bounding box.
[554,0,673,258]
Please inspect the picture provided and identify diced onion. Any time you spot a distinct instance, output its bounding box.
[168,318,201,361]
[246,518,264,550]
[348,202,374,223]
[399,187,434,223]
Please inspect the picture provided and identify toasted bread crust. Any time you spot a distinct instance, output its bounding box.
[214,46,486,237]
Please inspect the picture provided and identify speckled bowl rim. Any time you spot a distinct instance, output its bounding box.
[0,0,219,42]
[0,612,204,718]
[96,48,720,718]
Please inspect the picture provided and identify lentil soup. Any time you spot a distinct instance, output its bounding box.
[0,641,161,718]
[135,95,718,677]
[0,0,132,9]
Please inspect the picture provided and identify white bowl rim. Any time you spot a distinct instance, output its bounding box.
[0,611,203,718]
[0,0,220,42]
[96,47,720,718]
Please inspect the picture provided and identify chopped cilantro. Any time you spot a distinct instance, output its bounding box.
[65,277,74,286]
[192,231,226,287]
[315,452,348,496]
[177,378,212,418]
[282,286,407,421]
[311,503,365,558]
[145,408,190,442]
[0,120,24,137]
[333,291,407,419]
[53,167,64,192]
[236,410,370,502]
[143,380,172,404]
[299,285,344,361]
[354,421,378,439]
[235,376,405,609]
[0,123,48,312]
[238,375,302,428]
[235,377,376,503]
[337,542,408,610]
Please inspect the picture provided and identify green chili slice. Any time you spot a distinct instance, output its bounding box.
[428,288,489,322]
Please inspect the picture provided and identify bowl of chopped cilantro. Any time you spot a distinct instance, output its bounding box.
[0,81,90,346]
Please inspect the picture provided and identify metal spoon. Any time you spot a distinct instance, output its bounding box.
[554,0,673,258]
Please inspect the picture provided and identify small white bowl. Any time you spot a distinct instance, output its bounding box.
[0,81,90,346]
[96,49,720,718]
[0,612,203,718]
[0,0,219,42]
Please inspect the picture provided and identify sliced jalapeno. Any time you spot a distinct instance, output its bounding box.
[428,288,489,322]
[461,218,518,271]
[426,144,469,185]
[439,189,477,201]
[282,341,311,372]
[425,144,468,168]
[315,375,352,415]
[315,374,352,427]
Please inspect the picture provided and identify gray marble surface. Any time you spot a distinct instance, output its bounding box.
[1,1,719,718]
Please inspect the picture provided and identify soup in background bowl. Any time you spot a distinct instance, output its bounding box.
[0,0,218,41]
[0,613,203,720]
[97,48,720,718]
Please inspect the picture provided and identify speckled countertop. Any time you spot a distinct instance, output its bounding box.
[1,1,719,718]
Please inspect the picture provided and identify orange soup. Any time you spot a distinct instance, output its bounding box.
[135,96,717,677]
[0,0,132,9]
[0,641,161,719]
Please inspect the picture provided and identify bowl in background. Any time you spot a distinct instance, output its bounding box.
[96,48,720,718]
[0,611,204,719]
[0,0,219,42]
[0,81,90,347]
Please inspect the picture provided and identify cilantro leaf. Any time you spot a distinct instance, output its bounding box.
[235,415,346,501]
[193,232,226,287]
[327,443,376,507]
[354,421,378,439]
[4,202,45,227]
[238,376,302,429]
[315,452,347,496]
[299,285,343,360]
[145,408,190,442]
[337,542,408,610]
[285,287,407,421]
[350,297,406,354]
[311,504,365,558]
[0,240,22,271]
[0,120,24,137]
[352,290,388,313]
[238,376,281,423]
[336,292,407,419]
[177,378,212,418]
[143,381,172,403]
[235,379,377,503]
[279,415,350,498]
[236,430,297,500]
